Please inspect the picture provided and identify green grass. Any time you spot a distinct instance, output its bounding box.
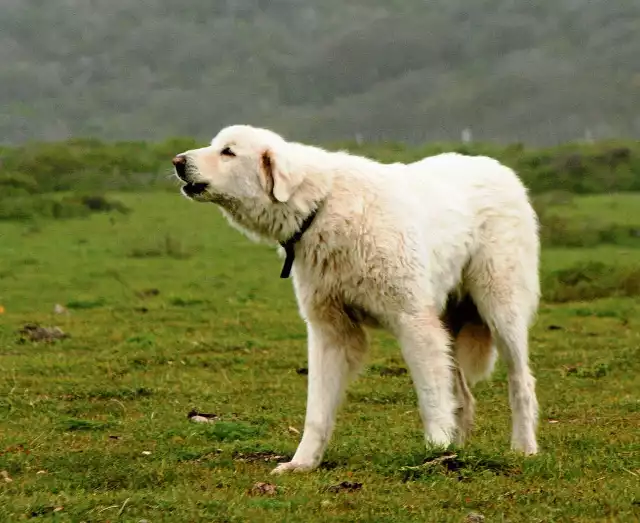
[0,192,639,522]
[539,193,640,227]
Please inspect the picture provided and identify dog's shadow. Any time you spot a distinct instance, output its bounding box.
[323,446,522,482]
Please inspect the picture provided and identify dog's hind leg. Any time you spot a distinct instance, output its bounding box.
[453,363,475,445]
[393,309,457,449]
[466,241,540,455]
[272,314,367,475]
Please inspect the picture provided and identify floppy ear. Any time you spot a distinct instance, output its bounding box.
[260,148,301,203]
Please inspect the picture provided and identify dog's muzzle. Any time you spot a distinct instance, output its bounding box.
[172,154,210,198]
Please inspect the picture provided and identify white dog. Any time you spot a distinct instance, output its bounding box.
[173,125,540,474]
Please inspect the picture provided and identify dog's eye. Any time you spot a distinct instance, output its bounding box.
[221,147,236,157]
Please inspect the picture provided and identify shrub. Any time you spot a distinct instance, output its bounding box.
[67,194,130,214]
[538,215,640,248]
[0,172,39,195]
[0,193,130,222]
[2,137,640,196]
[543,261,640,303]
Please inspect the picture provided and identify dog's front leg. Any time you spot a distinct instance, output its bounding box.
[272,317,367,475]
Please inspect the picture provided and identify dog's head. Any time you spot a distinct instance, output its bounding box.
[172,125,304,206]
[172,125,331,242]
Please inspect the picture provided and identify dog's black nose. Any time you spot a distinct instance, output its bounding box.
[172,154,187,180]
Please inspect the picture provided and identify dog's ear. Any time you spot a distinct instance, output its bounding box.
[260,148,301,203]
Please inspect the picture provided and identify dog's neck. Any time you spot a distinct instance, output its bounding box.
[212,177,328,251]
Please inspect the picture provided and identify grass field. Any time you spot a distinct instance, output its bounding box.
[1,191,639,522]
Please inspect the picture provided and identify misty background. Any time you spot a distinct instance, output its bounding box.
[1,0,639,146]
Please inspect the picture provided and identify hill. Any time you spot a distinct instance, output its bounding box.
[1,0,639,144]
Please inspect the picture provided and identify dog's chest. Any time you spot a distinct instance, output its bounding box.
[294,249,413,328]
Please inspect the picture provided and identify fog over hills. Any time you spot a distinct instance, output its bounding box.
[1,0,639,145]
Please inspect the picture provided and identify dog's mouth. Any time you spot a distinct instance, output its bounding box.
[181,182,209,198]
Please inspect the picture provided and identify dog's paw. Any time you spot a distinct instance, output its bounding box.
[511,439,538,456]
[270,461,316,475]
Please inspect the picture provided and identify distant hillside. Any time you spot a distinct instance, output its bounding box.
[1,0,639,145]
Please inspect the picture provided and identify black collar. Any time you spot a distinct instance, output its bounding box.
[279,209,318,278]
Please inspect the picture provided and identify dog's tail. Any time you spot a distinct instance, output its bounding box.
[441,293,497,387]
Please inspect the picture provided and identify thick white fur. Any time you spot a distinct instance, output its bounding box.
[175,125,541,474]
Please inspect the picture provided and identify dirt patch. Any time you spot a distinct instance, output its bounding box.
[327,481,363,493]
[18,323,68,343]
[136,288,160,298]
[249,482,278,496]
[378,366,408,377]
[232,451,288,463]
